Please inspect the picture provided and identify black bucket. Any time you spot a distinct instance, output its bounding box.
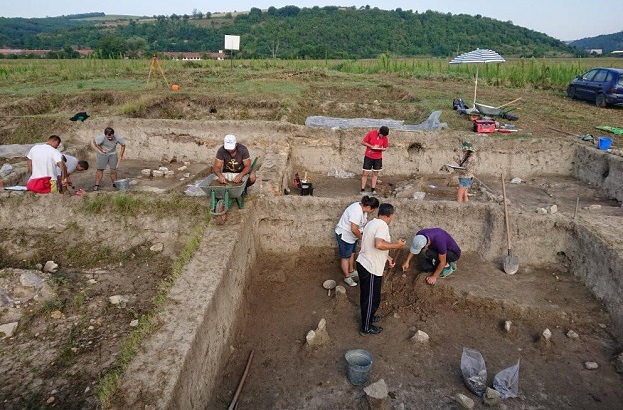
[300,183,313,196]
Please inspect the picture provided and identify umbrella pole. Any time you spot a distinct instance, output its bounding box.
[473,66,479,107]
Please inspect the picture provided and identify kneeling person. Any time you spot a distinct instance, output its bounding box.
[402,227,461,286]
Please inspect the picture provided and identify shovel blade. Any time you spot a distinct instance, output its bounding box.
[504,255,519,275]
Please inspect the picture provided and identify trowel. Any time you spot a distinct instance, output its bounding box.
[501,174,519,274]
[323,279,336,297]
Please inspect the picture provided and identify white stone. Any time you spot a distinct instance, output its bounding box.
[305,318,330,347]
[152,170,164,177]
[410,330,429,343]
[164,171,175,178]
[364,379,388,398]
[504,320,512,333]
[177,165,187,171]
[566,330,579,339]
[584,361,599,370]
[130,319,139,327]
[456,393,474,409]
[158,166,169,172]
[43,260,59,273]
[510,177,522,184]
[183,173,191,178]
[412,191,426,200]
[141,169,152,177]
[484,387,501,406]
[87,279,97,285]
[549,204,558,214]
[150,243,164,253]
[0,322,19,338]
[108,295,129,306]
[542,328,552,340]
[536,207,547,215]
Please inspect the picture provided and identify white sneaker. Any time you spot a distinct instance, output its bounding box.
[349,270,359,279]
[344,277,357,287]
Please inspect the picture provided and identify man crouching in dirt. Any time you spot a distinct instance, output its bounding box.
[356,203,406,335]
[213,134,256,187]
[402,228,461,286]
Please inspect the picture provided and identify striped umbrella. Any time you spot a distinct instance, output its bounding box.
[450,49,505,106]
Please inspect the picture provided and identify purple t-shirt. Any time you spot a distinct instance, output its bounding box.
[417,228,461,256]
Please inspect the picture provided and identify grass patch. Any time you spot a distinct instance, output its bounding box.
[82,192,207,218]
[97,214,209,408]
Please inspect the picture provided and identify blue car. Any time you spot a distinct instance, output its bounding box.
[566,67,623,107]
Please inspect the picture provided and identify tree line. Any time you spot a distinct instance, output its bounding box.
[0,6,584,59]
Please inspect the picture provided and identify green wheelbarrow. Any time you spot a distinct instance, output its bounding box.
[198,174,249,222]
[198,157,258,222]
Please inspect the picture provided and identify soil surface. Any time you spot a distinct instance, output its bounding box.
[209,248,622,410]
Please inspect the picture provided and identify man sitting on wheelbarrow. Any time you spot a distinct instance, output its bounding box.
[213,134,256,187]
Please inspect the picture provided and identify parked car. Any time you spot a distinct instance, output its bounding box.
[566,67,623,107]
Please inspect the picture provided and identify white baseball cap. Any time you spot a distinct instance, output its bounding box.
[410,235,427,254]
[224,134,237,150]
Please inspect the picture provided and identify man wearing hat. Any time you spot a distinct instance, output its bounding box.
[456,141,478,202]
[402,228,461,285]
[213,134,256,187]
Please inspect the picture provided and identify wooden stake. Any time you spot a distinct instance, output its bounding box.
[574,197,579,220]
[228,350,254,410]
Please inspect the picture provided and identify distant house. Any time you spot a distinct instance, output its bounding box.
[160,51,226,60]
[611,51,623,56]
[586,49,603,55]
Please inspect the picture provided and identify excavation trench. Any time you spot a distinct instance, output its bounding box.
[1,120,623,409]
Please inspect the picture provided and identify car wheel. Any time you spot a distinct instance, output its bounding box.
[595,94,607,108]
[566,86,576,99]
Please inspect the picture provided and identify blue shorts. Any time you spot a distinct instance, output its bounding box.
[336,233,358,259]
[459,177,473,188]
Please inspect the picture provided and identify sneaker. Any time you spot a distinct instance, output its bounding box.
[370,189,377,195]
[92,185,99,191]
[349,270,358,279]
[439,265,453,278]
[360,188,365,193]
[449,262,457,272]
[360,325,383,335]
[372,316,381,323]
[344,277,357,287]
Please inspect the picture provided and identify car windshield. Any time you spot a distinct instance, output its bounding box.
[618,76,623,86]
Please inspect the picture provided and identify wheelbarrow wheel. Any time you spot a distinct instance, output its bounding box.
[215,199,227,223]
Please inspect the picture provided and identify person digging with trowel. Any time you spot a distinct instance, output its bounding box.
[356,203,406,335]
[402,228,461,285]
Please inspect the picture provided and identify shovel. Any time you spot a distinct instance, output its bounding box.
[501,173,519,274]
[323,279,336,297]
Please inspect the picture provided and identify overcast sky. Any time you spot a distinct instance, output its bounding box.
[2,1,620,41]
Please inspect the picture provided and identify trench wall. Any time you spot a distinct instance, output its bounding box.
[573,145,623,202]
[115,205,258,409]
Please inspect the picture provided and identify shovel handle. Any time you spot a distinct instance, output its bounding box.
[501,173,512,251]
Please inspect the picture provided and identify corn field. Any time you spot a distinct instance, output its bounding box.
[0,56,621,92]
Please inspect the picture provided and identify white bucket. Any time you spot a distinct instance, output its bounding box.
[115,178,130,191]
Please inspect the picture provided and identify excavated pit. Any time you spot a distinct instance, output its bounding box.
[1,120,623,409]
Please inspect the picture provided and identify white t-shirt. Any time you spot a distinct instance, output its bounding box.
[56,154,78,176]
[356,218,391,276]
[335,202,367,244]
[27,143,63,180]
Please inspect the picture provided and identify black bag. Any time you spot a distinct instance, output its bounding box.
[453,98,467,111]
